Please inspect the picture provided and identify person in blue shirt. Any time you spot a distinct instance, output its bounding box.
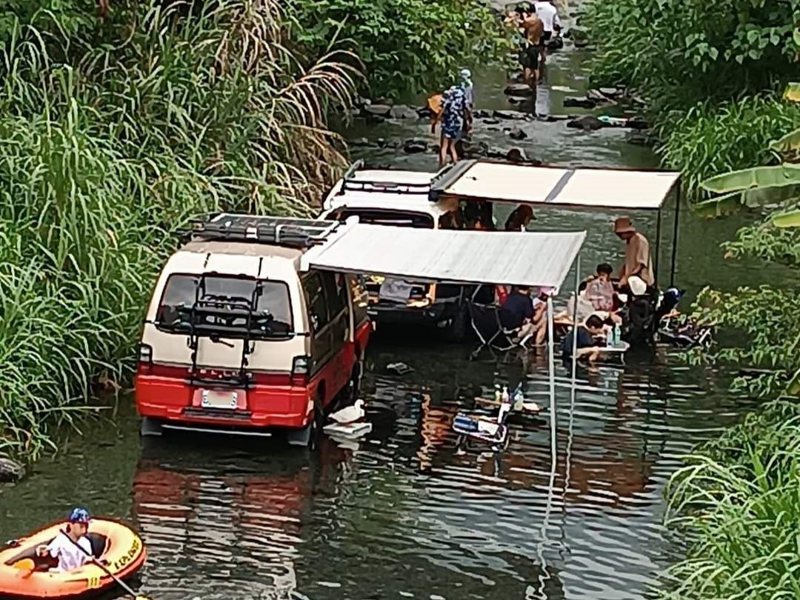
[561,315,606,362]
[501,286,534,329]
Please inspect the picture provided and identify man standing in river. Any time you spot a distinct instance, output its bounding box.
[518,4,543,88]
[614,216,654,288]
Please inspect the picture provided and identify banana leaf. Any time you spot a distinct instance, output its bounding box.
[701,164,800,194]
[784,82,800,103]
[695,190,748,218]
[772,208,800,228]
[769,127,800,154]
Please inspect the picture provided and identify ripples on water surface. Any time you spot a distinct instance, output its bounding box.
[0,339,753,600]
[136,343,752,600]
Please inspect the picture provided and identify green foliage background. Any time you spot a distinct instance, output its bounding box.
[286,0,510,99]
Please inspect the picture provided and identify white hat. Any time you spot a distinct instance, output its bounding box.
[628,276,647,297]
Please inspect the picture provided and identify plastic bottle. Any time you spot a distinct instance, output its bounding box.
[494,385,502,404]
[613,324,621,346]
[501,386,509,404]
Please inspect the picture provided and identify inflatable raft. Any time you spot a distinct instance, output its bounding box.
[0,519,146,599]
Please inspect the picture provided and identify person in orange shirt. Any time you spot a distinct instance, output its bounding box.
[613,216,654,288]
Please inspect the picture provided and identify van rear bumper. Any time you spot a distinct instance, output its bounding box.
[135,375,312,430]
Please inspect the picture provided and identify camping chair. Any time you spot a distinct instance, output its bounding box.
[466,301,532,360]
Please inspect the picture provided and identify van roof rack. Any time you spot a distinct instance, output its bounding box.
[184,213,340,249]
[337,160,451,196]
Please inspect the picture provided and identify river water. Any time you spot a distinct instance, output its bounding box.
[0,20,782,600]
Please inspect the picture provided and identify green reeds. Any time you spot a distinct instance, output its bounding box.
[659,401,800,599]
[0,0,359,457]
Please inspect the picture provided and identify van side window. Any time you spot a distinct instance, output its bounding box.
[302,272,330,333]
[321,272,348,319]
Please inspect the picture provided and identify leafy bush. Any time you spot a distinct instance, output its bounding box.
[584,0,799,112]
[0,0,358,458]
[286,0,510,99]
[658,98,800,197]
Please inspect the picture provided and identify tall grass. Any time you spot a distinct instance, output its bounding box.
[0,0,360,458]
[659,401,800,599]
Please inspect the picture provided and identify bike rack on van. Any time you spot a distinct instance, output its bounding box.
[178,275,267,388]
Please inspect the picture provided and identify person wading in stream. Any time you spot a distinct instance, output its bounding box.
[533,0,562,79]
[518,4,543,89]
[438,77,469,167]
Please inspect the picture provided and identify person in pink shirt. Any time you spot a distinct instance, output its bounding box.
[585,263,616,311]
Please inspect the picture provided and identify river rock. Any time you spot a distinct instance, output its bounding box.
[507,96,532,107]
[563,97,598,109]
[626,116,650,130]
[473,109,492,119]
[508,128,528,140]
[567,115,605,131]
[462,140,489,157]
[492,110,527,121]
[547,36,564,51]
[390,105,420,120]
[0,457,24,482]
[599,86,624,99]
[362,104,393,118]
[506,148,528,163]
[482,118,501,125]
[504,83,534,98]
[403,138,428,153]
[349,138,372,147]
[510,71,525,84]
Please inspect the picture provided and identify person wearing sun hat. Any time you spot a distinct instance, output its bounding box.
[613,216,654,288]
[35,507,93,572]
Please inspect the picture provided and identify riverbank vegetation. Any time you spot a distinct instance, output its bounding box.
[584,0,800,194]
[0,0,358,458]
[287,0,509,99]
[584,1,800,596]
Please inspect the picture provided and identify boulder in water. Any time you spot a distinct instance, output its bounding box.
[403,138,428,154]
[0,457,24,482]
[362,104,393,118]
[504,83,535,98]
[508,127,528,140]
[599,86,624,99]
[506,148,528,163]
[482,118,501,125]
[563,97,598,109]
[462,140,489,157]
[473,109,491,119]
[390,105,420,119]
[492,110,527,121]
[567,115,605,131]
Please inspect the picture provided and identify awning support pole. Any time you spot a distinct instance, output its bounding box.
[547,295,556,470]
[670,182,682,286]
[654,209,662,287]
[571,255,580,389]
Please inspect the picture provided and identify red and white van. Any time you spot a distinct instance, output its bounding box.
[134,215,371,446]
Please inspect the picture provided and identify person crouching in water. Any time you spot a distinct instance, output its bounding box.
[36,507,93,572]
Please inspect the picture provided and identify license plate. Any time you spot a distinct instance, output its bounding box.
[200,389,239,410]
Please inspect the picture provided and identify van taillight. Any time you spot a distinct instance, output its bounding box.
[291,355,312,385]
[138,343,153,365]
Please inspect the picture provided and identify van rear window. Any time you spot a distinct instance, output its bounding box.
[156,275,293,338]
[338,209,434,228]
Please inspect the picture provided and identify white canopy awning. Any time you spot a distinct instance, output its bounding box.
[434,161,680,210]
[302,222,586,292]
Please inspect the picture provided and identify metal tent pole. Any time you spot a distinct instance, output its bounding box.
[571,256,580,383]
[547,294,557,466]
[670,182,682,286]
[654,210,662,287]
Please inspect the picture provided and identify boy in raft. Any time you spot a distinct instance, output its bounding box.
[36,507,93,571]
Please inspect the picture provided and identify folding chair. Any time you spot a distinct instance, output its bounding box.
[466,301,531,360]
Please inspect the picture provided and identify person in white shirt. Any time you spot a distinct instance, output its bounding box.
[533,0,562,73]
[36,507,94,572]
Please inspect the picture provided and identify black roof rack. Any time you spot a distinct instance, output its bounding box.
[337,159,440,197]
[428,160,476,203]
[183,213,340,249]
